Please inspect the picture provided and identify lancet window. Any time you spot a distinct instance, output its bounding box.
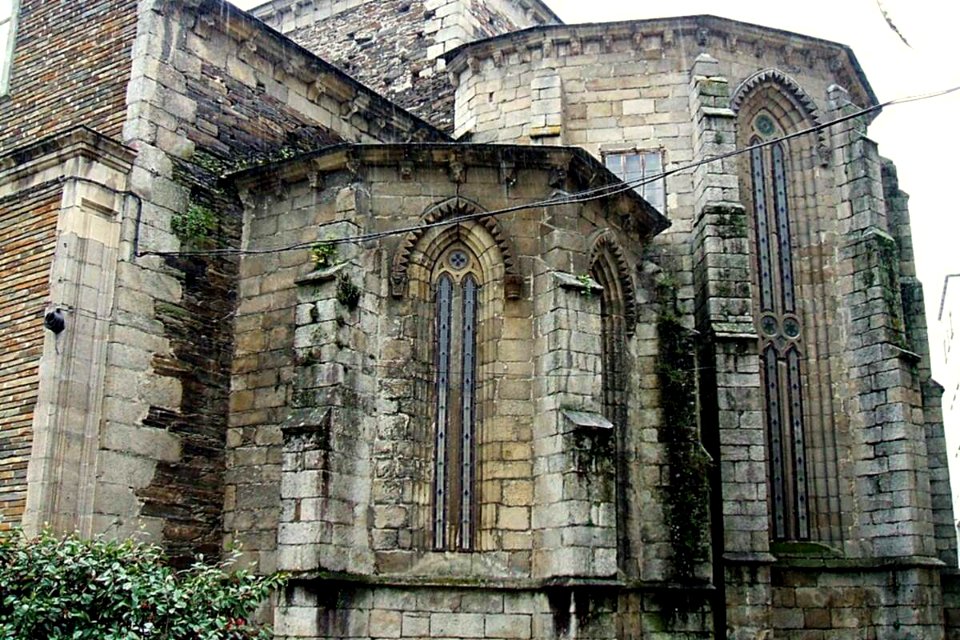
[748,111,809,541]
[431,244,480,551]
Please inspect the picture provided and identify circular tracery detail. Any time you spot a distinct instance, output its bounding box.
[755,113,777,138]
[447,249,469,271]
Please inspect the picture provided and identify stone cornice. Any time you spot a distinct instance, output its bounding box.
[250,0,563,28]
[445,15,877,111]
[227,142,671,240]
[0,126,135,187]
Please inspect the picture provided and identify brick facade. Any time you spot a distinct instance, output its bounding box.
[0,0,137,151]
[0,181,60,528]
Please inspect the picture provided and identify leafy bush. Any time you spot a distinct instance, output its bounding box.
[0,529,286,639]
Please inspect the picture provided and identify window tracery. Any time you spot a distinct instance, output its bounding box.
[748,110,809,541]
[431,245,480,550]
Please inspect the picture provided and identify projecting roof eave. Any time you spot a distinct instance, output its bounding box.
[444,14,879,113]
[226,142,670,240]
[249,0,563,27]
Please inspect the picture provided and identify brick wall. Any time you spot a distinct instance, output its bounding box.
[0,0,137,152]
[0,182,61,529]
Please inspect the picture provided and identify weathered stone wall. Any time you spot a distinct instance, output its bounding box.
[227,143,713,636]
[772,563,947,638]
[446,14,954,638]
[0,180,60,529]
[73,0,446,565]
[251,0,558,130]
[0,0,137,151]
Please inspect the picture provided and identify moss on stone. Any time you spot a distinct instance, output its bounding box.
[657,280,711,583]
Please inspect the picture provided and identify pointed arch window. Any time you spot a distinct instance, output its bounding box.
[591,251,628,431]
[749,111,809,541]
[432,245,479,551]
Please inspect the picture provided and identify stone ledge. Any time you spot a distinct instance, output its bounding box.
[285,571,715,594]
[294,261,348,285]
[553,271,602,294]
[772,554,946,572]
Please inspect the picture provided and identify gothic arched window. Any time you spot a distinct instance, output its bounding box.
[748,111,809,541]
[432,244,480,551]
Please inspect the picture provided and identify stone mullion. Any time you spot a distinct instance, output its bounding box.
[690,53,771,639]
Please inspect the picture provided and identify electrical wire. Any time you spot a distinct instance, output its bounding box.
[136,83,960,259]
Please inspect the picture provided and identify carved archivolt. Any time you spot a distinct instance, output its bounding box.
[730,68,828,160]
[391,197,520,298]
[589,229,637,335]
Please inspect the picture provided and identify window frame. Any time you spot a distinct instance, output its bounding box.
[0,0,20,97]
[430,244,481,552]
[600,146,666,214]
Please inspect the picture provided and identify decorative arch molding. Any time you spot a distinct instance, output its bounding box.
[731,68,829,161]
[589,229,637,335]
[391,197,521,299]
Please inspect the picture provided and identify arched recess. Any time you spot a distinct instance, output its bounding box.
[735,73,843,545]
[589,229,634,569]
[589,229,637,337]
[731,68,829,163]
[391,197,521,299]
[395,200,510,553]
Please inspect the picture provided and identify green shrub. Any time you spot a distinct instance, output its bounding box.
[0,529,286,639]
[172,203,217,245]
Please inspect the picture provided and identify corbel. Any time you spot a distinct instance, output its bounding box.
[398,160,415,182]
[498,160,517,187]
[344,149,361,181]
[194,13,215,38]
[390,270,407,299]
[307,159,325,190]
[448,154,466,184]
[548,162,569,189]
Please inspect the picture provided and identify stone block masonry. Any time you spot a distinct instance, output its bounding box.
[0,1,956,638]
[253,0,557,131]
[105,0,444,566]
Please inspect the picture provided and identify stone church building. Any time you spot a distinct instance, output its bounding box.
[1,0,957,637]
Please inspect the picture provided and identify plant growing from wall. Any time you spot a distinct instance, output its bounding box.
[656,282,712,582]
[172,202,217,246]
[310,240,339,270]
[336,272,361,310]
[868,232,907,347]
[0,529,286,639]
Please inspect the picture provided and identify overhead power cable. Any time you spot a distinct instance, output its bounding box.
[137,83,960,259]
